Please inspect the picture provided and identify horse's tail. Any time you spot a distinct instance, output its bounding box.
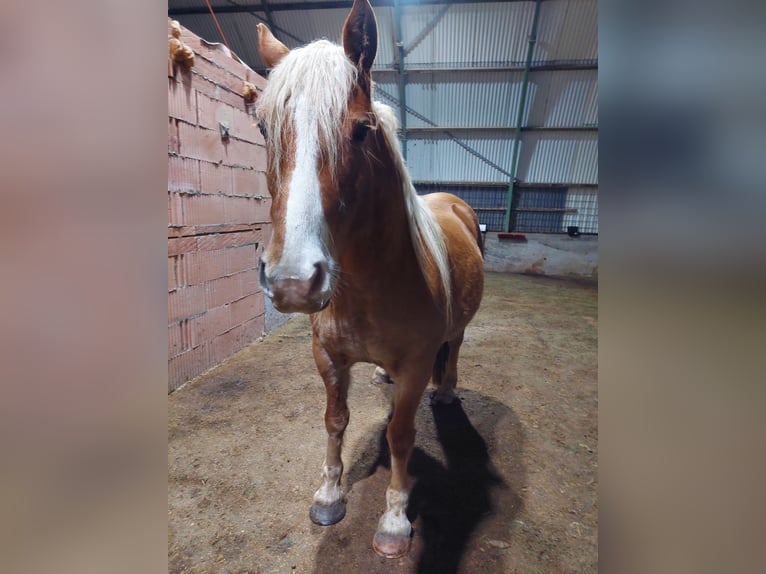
[475,220,485,259]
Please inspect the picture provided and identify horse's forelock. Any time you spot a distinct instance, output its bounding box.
[256,41,358,187]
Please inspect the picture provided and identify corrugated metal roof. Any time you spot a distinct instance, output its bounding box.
[273,7,396,67]
[533,0,598,63]
[517,131,598,184]
[526,69,598,127]
[403,130,597,186]
[377,69,596,129]
[406,135,512,183]
[170,0,599,193]
[404,2,536,67]
[401,70,525,127]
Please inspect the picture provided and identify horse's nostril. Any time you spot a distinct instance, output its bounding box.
[259,258,270,292]
[309,261,327,296]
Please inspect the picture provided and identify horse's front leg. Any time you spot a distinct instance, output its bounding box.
[309,337,350,526]
[372,363,430,558]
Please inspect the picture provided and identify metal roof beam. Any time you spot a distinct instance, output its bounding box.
[169,1,539,16]
[244,60,598,76]
[372,61,598,74]
[406,126,598,136]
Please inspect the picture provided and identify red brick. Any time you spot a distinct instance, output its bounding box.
[239,269,261,296]
[229,107,262,144]
[168,224,260,238]
[180,31,252,82]
[199,161,232,195]
[168,236,198,256]
[170,62,195,92]
[231,293,264,326]
[168,284,206,322]
[178,122,223,163]
[168,257,177,291]
[223,196,272,225]
[168,343,210,391]
[168,191,185,227]
[168,322,181,356]
[168,79,197,124]
[184,194,225,226]
[192,55,244,95]
[177,117,265,169]
[211,325,244,365]
[168,319,197,358]
[257,224,272,245]
[252,197,272,223]
[168,156,200,193]
[224,138,265,169]
[168,118,180,154]
[243,314,265,342]
[191,73,246,111]
[168,254,188,289]
[199,305,233,341]
[205,274,242,308]
[221,196,248,225]
[185,249,227,285]
[197,230,257,251]
[197,92,235,132]
[226,244,258,275]
[232,168,268,197]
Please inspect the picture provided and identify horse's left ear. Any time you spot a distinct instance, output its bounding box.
[342,0,378,76]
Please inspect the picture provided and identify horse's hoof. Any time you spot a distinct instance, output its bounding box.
[372,530,412,558]
[371,367,393,385]
[429,388,456,405]
[309,500,346,526]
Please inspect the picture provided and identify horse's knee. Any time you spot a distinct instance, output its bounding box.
[325,409,349,436]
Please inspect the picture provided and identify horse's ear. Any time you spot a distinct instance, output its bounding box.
[257,23,289,68]
[342,0,377,76]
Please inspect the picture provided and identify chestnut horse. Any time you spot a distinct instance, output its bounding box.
[256,0,484,558]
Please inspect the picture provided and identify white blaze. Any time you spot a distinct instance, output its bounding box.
[278,98,329,279]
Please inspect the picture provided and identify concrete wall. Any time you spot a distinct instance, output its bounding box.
[483,233,598,280]
[167,20,271,392]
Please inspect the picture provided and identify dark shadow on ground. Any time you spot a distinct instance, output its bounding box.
[312,388,525,574]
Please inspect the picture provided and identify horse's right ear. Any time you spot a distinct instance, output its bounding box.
[257,23,289,68]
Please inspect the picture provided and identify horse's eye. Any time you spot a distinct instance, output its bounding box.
[351,122,370,144]
[258,118,268,142]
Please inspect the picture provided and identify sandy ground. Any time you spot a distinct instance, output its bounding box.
[169,272,598,573]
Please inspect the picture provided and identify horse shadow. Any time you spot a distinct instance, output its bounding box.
[312,388,526,574]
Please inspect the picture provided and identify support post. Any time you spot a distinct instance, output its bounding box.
[504,0,542,231]
[394,0,407,159]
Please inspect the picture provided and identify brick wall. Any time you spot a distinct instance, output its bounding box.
[168,20,271,392]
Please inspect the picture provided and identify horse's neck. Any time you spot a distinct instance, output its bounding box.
[336,142,421,284]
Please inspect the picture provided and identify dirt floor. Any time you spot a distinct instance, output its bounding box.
[168,272,598,573]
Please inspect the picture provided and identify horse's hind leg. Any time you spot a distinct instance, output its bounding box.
[430,330,465,405]
[309,340,350,526]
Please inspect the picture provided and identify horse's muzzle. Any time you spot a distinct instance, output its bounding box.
[259,258,332,314]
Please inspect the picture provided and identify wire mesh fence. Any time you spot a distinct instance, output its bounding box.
[415,182,598,234]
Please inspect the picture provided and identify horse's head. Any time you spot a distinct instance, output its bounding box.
[255,0,378,314]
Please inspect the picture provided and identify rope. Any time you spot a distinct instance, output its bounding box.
[204,0,231,50]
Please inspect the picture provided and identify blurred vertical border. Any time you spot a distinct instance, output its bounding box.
[600,1,766,572]
[0,1,168,573]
